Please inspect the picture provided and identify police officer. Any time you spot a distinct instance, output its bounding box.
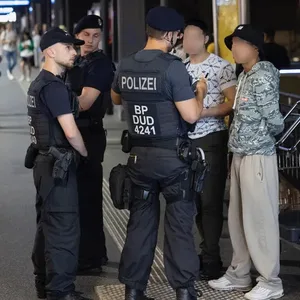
[111,7,207,300]
[66,15,115,271]
[27,27,90,300]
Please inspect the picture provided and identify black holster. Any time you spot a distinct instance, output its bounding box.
[48,146,74,186]
[109,164,132,210]
[121,130,132,153]
[190,148,208,193]
[24,143,39,169]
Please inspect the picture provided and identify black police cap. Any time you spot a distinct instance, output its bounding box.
[40,27,84,51]
[73,15,103,34]
[146,6,184,32]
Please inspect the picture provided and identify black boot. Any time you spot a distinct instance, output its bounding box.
[125,286,154,300]
[176,287,201,300]
[35,277,46,299]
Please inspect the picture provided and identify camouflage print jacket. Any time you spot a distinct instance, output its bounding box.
[229,61,284,155]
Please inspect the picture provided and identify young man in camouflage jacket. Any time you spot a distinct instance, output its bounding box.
[208,25,284,300]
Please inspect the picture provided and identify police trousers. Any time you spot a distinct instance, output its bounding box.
[31,154,80,299]
[191,130,228,264]
[77,127,107,266]
[119,147,199,291]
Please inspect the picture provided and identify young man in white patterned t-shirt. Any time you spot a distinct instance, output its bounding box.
[183,19,236,280]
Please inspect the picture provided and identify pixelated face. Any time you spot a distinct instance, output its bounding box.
[232,37,259,64]
[183,25,208,55]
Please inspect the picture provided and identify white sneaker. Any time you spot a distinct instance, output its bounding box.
[244,285,284,300]
[208,276,252,292]
[26,77,31,82]
[7,70,14,80]
[19,75,25,82]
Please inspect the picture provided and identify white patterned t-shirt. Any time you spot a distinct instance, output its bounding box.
[186,53,236,139]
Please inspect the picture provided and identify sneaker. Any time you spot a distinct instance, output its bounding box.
[7,70,14,80]
[244,285,284,300]
[19,75,25,82]
[208,276,252,292]
[26,76,31,82]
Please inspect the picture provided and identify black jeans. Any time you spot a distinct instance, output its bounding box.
[31,155,80,299]
[191,130,228,264]
[77,127,107,265]
[119,147,199,291]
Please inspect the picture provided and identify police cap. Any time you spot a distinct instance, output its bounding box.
[40,27,84,51]
[74,15,103,34]
[146,6,184,32]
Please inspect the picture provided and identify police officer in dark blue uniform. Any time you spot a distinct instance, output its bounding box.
[26,27,91,300]
[65,15,115,271]
[111,7,207,300]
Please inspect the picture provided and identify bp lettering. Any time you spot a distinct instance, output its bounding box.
[28,115,37,144]
[121,76,157,91]
[132,105,156,136]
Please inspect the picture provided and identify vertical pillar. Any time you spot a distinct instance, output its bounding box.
[117,0,145,60]
[100,0,109,55]
[41,0,51,27]
[35,3,42,27]
[239,0,250,24]
[53,0,65,27]
[112,0,118,61]
[212,0,248,62]
[65,0,71,31]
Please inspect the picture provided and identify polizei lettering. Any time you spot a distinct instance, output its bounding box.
[121,76,157,91]
[132,105,156,135]
[27,95,36,108]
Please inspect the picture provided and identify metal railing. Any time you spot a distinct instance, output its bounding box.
[277,92,300,211]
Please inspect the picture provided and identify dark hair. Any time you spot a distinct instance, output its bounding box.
[185,19,209,36]
[264,28,275,40]
[21,31,32,42]
[146,25,166,40]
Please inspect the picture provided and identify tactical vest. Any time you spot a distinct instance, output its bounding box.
[118,52,189,145]
[65,50,115,126]
[27,71,78,150]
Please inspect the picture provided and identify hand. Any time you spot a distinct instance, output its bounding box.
[81,150,88,157]
[200,108,208,118]
[196,77,207,97]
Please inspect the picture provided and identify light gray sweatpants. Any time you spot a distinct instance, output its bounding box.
[225,154,283,291]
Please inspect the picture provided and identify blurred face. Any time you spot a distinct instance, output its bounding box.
[183,25,208,55]
[6,23,12,31]
[76,28,101,54]
[232,37,259,64]
[47,43,77,68]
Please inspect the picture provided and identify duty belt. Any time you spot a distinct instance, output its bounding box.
[131,137,182,150]
[39,147,72,156]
